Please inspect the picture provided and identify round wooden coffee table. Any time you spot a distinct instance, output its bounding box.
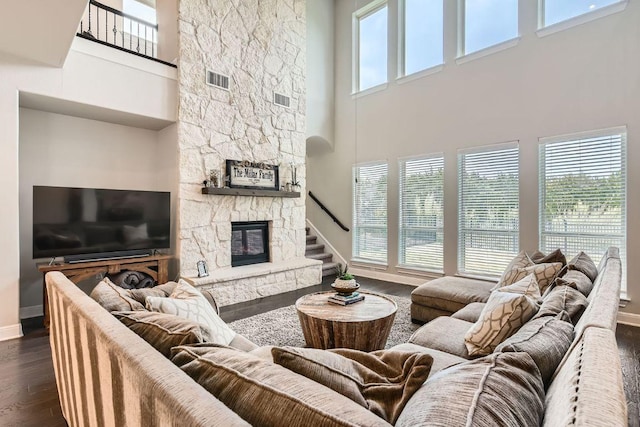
[295,291,397,351]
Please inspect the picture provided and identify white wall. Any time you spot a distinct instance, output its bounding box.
[306,0,335,153]
[0,41,177,339]
[18,109,177,313]
[306,0,640,315]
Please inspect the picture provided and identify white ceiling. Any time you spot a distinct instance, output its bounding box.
[20,92,174,131]
[0,0,88,67]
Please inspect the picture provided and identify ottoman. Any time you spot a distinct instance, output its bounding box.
[410,276,495,323]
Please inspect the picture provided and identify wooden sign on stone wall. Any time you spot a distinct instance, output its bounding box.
[226,160,279,190]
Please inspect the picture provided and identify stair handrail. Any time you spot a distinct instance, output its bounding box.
[308,191,350,232]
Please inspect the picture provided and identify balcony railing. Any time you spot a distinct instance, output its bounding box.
[77,0,175,67]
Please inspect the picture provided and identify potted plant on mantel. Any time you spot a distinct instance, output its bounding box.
[331,264,359,295]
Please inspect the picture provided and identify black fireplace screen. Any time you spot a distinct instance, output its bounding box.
[231,221,269,266]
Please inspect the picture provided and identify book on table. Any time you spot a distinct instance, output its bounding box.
[329,293,365,305]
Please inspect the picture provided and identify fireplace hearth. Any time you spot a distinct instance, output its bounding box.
[231,221,269,267]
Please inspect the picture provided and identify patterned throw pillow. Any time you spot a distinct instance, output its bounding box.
[145,280,235,345]
[495,250,563,294]
[465,274,541,356]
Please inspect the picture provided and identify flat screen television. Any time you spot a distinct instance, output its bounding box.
[33,186,171,262]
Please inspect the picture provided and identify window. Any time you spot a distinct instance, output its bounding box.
[353,162,388,263]
[354,1,388,92]
[123,0,157,25]
[458,143,519,277]
[399,155,444,271]
[400,0,443,77]
[542,0,622,27]
[461,0,518,55]
[539,128,626,291]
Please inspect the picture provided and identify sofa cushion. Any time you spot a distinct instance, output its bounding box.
[171,345,392,427]
[561,269,595,297]
[113,310,210,357]
[395,352,545,427]
[534,282,588,324]
[411,277,494,314]
[90,277,146,312]
[451,302,486,323]
[465,274,541,356]
[409,317,475,359]
[495,317,574,387]
[389,343,466,378]
[271,346,433,424]
[567,251,598,282]
[146,280,235,345]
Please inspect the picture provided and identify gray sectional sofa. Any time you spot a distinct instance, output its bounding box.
[46,247,627,426]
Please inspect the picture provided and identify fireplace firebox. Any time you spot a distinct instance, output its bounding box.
[231,221,270,267]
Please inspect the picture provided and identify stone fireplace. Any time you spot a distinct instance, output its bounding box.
[177,0,322,305]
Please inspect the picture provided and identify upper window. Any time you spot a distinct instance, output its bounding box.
[354,1,388,92]
[353,162,388,264]
[462,0,518,55]
[123,0,157,25]
[399,155,444,271]
[400,0,443,77]
[539,128,626,291]
[458,143,519,277]
[542,0,622,27]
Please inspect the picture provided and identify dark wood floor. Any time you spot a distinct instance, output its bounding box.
[1,276,638,426]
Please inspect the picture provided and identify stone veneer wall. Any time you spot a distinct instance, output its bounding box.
[177,0,321,303]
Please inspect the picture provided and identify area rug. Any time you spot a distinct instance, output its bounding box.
[228,294,421,349]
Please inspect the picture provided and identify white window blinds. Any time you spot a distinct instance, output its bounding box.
[353,163,388,263]
[399,155,444,271]
[458,143,519,277]
[539,128,626,290]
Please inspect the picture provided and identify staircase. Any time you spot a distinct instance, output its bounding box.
[305,227,339,277]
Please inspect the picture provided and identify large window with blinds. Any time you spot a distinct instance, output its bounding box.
[458,143,519,277]
[353,162,388,263]
[399,155,444,271]
[539,128,626,290]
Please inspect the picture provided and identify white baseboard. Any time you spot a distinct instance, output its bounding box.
[617,311,640,327]
[349,267,426,286]
[0,324,24,342]
[20,304,44,319]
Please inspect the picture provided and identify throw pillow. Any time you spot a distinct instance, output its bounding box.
[170,345,391,427]
[114,310,211,357]
[567,251,598,282]
[145,280,235,345]
[271,346,433,424]
[533,280,588,324]
[495,317,574,387]
[465,274,541,356]
[128,281,177,305]
[394,352,545,427]
[495,250,530,288]
[495,251,562,294]
[530,248,567,266]
[90,277,146,312]
[562,269,595,297]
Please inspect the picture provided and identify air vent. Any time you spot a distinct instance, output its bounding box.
[206,70,230,90]
[273,92,291,108]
